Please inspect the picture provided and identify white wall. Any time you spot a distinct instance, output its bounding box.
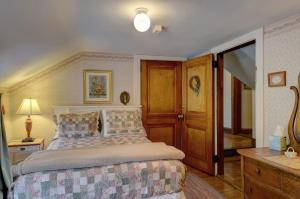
[7,53,135,145]
[223,70,253,130]
[223,70,232,128]
[263,15,300,146]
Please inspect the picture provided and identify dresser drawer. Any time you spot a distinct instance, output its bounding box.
[244,174,288,199]
[244,157,281,189]
[282,173,300,198]
[9,145,41,153]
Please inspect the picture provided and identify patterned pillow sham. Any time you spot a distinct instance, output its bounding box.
[57,112,100,138]
[54,113,102,134]
[102,110,146,137]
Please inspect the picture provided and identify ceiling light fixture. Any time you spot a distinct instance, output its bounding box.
[134,8,151,32]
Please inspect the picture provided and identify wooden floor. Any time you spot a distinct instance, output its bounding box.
[184,166,242,199]
[224,133,255,150]
[220,156,242,190]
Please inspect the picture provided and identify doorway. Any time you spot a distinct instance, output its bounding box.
[217,41,256,189]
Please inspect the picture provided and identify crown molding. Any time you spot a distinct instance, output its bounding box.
[264,14,300,37]
[8,52,133,93]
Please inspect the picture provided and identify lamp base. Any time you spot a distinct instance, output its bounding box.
[22,137,34,142]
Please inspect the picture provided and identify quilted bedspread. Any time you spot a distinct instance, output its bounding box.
[10,135,186,199]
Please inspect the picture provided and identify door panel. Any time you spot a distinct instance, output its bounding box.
[141,60,182,148]
[148,125,175,146]
[187,65,207,112]
[182,54,215,175]
[149,68,176,113]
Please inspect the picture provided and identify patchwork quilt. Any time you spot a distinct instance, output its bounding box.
[10,135,186,199]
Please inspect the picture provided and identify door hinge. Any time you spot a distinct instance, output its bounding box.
[212,60,218,68]
[213,155,219,163]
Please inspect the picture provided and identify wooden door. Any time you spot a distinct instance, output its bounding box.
[182,54,215,175]
[141,60,182,148]
[232,76,242,134]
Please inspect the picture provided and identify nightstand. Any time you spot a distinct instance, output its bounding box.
[8,138,44,164]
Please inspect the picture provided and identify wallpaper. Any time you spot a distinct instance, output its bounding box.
[263,15,300,146]
[6,54,134,145]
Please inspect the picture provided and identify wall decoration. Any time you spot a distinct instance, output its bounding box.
[120,91,130,105]
[189,75,201,96]
[187,66,206,112]
[83,70,112,103]
[268,71,286,87]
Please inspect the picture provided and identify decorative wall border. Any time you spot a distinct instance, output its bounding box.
[8,52,133,93]
[264,14,300,37]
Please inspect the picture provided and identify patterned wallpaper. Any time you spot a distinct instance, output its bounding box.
[263,15,300,146]
[7,54,135,145]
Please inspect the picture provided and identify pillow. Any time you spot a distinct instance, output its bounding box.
[53,112,103,137]
[102,110,146,137]
[57,112,100,138]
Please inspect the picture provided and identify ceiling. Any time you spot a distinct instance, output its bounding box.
[224,44,256,89]
[1,0,300,88]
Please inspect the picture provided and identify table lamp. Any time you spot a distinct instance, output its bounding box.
[16,98,41,142]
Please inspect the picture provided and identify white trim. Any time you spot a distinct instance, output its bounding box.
[210,28,264,148]
[133,55,186,105]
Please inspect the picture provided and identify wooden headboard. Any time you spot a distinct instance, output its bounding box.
[53,105,142,118]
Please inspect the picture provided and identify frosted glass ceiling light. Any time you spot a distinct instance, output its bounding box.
[134,8,151,32]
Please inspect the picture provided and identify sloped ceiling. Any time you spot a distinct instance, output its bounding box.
[1,0,300,88]
[224,44,256,89]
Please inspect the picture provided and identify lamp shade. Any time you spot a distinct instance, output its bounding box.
[16,98,41,115]
[134,8,151,32]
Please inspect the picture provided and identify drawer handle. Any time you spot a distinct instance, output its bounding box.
[20,148,26,151]
[255,167,261,175]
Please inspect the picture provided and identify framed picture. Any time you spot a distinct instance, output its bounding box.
[83,70,112,103]
[268,71,286,87]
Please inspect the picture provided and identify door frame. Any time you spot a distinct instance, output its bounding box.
[216,40,256,174]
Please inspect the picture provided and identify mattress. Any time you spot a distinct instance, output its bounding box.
[10,134,186,199]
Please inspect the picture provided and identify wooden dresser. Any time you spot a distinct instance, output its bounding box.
[238,148,300,199]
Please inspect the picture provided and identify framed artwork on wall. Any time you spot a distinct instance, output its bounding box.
[83,70,112,104]
[268,71,286,87]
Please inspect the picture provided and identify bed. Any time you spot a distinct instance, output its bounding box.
[10,106,187,199]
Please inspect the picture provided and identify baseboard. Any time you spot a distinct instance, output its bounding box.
[223,127,252,134]
[241,128,252,134]
[224,127,232,134]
